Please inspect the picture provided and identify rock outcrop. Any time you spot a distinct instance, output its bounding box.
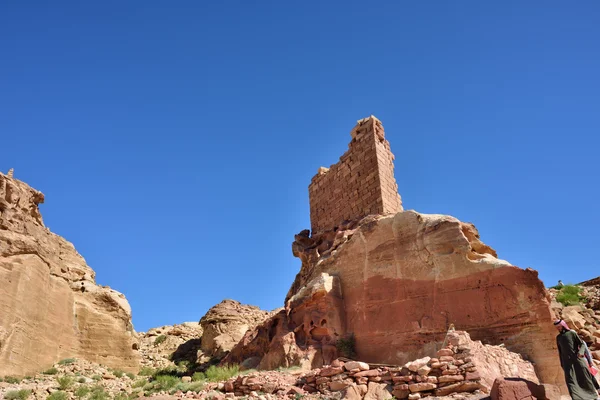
[223,117,565,392]
[0,171,139,376]
[199,300,274,359]
[138,322,204,369]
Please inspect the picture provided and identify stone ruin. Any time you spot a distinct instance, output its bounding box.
[224,116,565,394]
[309,115,402,235]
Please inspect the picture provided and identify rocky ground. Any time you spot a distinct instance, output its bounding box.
[0,330,547,400]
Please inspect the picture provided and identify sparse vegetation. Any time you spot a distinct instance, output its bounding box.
[78,377,87,384]
[151,365,178,378]
[125,372,135,380]
[132,379,147,388]
[91,374,102,381]
[112,370,124,378]
[192,371,205,381]
[57,375,74,390]
[47,391,68,400]
[171,381,204,394]
[154,334,167,346]
[43,367,59,375]
[3,376,21,384]
[138,366,155,376]
[336,333,357,359]
[142,374,180,394]
[556,284,585,306]
[75,386,91,398]
[88,386,109,400]
[204,364,240,382]
[4,389,32,400]
[57,358,76,365]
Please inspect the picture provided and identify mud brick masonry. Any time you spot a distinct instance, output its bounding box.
[309,116,403,234]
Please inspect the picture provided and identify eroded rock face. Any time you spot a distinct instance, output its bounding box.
[0,171,139,376]
[285,211,563,388]
[199,300,273,359]
[292,211,562,386]
[223,273,345,371]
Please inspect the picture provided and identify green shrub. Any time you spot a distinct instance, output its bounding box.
[154,335,167,346]
[152,365,178,377]
[132,379,148,388]
[57,375,74,390]
[113,394,128,400]
[171,381,205,394]
[3,376,21,384]
[204,365,240,382]
[43,368,59,375]
[138,366,155,376]
[125,372,135,380]
[75,386,90,398]
[112,370,124,378]
[47,391,68,400]
[153,375,180,390]
[336,333,356,359]
[5,389,32,400]
[57,358,76,365]
[556,285,584,306]
[78,377,87,383]
[91,374,102,381]
[192,371,205,381]
[88,386,109,400]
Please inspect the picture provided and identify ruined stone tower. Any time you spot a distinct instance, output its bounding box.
[308,116,402,234]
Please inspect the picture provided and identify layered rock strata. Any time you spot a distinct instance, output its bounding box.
[288,211,562,387]
[0,171,139,376]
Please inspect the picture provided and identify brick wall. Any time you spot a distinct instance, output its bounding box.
[308,116,402,234]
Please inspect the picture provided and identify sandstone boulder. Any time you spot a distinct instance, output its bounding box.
[0,171,139,376]
[490,378,560,400]
[199,299,272,358]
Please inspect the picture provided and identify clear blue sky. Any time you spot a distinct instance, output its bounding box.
[1,2,599,332]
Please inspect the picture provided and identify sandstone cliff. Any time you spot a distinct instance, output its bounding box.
[0,170,139,376]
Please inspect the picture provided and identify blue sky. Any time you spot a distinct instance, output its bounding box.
[1,2,598,332]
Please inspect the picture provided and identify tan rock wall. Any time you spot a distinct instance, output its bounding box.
[308,116,402,234]
[0,171,139,376]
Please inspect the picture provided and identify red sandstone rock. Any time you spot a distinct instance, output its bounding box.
[354,369,381,378]
[437,349,454,357]
[344,361,370,371]
[288,210,563,390]
[490,378,538,400]
[438,375,465,383]
[320,366,344,377]
[434,381,481,396]
[363,382,393,400]
[408,382,436,393]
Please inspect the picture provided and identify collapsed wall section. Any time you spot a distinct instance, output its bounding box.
[308,116,402,235]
